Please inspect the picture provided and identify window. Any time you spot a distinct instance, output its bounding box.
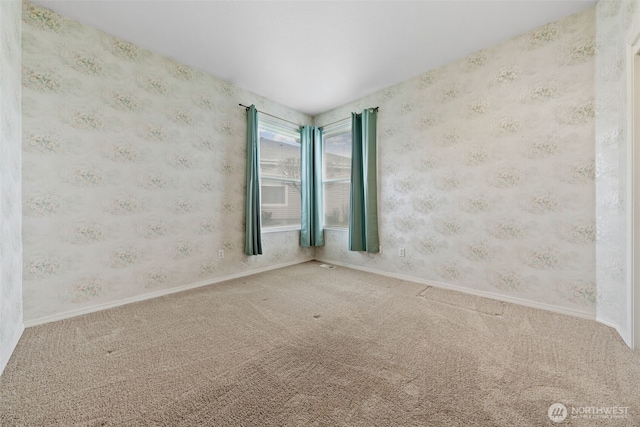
[322,120,352,228]
[259,116,301,230]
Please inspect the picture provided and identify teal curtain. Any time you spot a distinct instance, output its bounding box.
[349,108,379,253]
[300,126,324,247]
[245,105,262,255]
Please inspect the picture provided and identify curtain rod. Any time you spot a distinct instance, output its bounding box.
[239,103,379,129]
[318,107,379,129]
[239,104,301,127]
[318,116,350,129]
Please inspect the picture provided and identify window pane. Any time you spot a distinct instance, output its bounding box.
[324,181,350,228]
[324,130,351,180]
[260,136,300,180]
[258,116,301,229]
[261,179,301,228]
[323,122,352,228]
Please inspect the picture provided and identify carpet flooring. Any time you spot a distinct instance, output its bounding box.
[1,261,639,426]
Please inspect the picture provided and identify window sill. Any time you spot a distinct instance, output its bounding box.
[262,226,301,234]
[324,226,348,232]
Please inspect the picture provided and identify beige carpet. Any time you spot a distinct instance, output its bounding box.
[1,261,639,426]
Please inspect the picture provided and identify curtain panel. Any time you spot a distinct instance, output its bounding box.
[245,105,262,255]
[300,126,324,247]
[349,109,379,253]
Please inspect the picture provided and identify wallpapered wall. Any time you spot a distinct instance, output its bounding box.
[0,0,24,373]
[17,2,619,330]
[21,2,313,322]
[315,8,597,316]
[595,0,640,345]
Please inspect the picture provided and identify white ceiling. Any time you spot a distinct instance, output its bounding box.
[33,0,596,116]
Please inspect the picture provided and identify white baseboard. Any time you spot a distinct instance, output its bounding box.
[0,322,25,377]
[315,257,596,321]
[25,258,312,328]
[24,255,605,334]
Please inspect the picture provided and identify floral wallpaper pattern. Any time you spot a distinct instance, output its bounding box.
[21,2,313,322]
[0,0,24,373]
[595,0,640,345]
[314,8,597,315]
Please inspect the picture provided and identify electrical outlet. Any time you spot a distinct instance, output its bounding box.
[218,249,224,259]
[399,248,405,257]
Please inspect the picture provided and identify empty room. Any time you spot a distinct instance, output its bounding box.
[2,0,640,425]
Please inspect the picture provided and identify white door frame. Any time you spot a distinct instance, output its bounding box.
[630,25,640,350]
